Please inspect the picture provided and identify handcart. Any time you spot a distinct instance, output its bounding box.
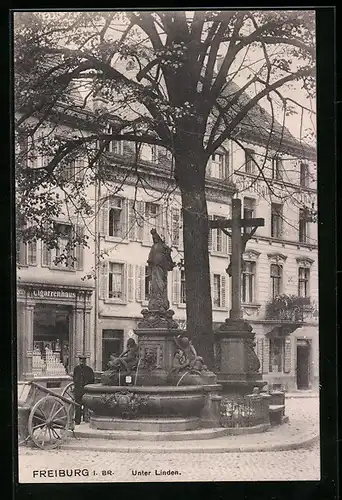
[18,381,80,450]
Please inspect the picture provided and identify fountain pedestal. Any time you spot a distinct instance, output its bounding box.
[215,319,266,396]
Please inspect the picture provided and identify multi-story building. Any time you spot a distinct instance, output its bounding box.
[16,87,318,393]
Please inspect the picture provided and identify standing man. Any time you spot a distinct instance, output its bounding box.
[73,355,95,425]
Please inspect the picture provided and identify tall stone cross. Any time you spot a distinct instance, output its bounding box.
[209,198,264,321]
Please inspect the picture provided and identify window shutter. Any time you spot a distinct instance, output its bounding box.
[210,272,214,306]
[179,209,184,250]
[228,233,232,254]
[208,215,213,252]
[256,338,264,368]
[99,196,109,236]
[76,225,84,271]
[262,337,270,374]
[221,274,227,308]
[222,229,228,254]
[171,207,180,247]
[99,260,109,299]
[224,151,230,178]
[207,157,212,178]
[128,200,137,241]
[41,242,51,267]
[17,241,27,265]
[284,340,291,373]
[137,201,145,242]
[140,265,146,301]
[172,268,181,305]
[123,198,129,240]
[135,265,142,302]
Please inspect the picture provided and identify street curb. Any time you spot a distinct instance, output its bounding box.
[56,432,319,454]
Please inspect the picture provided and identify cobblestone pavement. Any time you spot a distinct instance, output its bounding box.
[17,397,320,483]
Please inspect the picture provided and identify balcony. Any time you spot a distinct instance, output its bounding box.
[265,295,313,323]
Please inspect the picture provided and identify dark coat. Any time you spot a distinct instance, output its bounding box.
[73,364,95,397]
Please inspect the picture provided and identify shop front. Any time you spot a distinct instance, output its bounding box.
[17,282,93,389]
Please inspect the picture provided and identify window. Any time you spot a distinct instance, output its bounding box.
[243,198,256,234]
[213,274,221,307]
[103,125,123,154]
[145,202,162,235]
[108,197,123,237]
[54,223,74,268]
[141,144,158,163]
[108,263,124,299]
[210,153,226,179]
[245,149,255,174]
[300,163,309,187]
[298,267,310,298]
[180,269,186,304]
[61,160,76,182]
[299,209,308,243]
[144,266,152,301]
[242,261,255,303]
[269,338,284,373]
[211,216,228,253]
[17,240,37,266]
[271,203,283,238]
[270,264,282,298]
[272,157,283,180]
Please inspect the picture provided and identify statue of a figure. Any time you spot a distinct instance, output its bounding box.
[171,335,207,374]
[108,338,139,374]
[147,228,175,311]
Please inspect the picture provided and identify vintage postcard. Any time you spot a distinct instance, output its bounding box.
[14,8,326,485]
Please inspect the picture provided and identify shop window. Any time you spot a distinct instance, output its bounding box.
[271,203,283,238]
[242,261,255,303]
[269,337,285,373]
[32,305,70,377]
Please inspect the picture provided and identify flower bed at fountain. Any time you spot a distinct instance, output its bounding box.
[220,394,270,428]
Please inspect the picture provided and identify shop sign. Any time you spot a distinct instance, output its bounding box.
[17,288,76,300]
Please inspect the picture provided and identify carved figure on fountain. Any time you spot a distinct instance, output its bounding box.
[101,338,139,385]
[137,229,178,329]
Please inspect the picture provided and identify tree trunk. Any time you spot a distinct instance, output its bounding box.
[176,153,214,369]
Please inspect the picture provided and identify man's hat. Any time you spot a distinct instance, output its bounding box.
[78,354,87,359]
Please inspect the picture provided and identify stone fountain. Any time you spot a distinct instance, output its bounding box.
[83,229,222,432]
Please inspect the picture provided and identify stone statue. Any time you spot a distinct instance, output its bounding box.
[147,228,175,312]
[171,335,207,374]
[108,338,139,374]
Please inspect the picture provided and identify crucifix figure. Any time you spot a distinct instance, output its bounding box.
[209,198,264,321]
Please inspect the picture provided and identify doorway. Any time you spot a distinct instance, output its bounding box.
[102,329,124,371]
[296,340,311,390]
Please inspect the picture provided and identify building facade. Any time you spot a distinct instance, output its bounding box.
[16,97,318,392]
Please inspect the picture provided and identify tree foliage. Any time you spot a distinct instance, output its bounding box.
[14,10,316,367]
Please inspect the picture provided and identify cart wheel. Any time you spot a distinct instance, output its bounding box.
[61,382,75,402]
[28,396,70,450]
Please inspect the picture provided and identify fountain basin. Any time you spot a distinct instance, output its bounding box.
[83,384,206,419]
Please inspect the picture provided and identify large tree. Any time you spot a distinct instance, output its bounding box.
[14,10,315,367]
